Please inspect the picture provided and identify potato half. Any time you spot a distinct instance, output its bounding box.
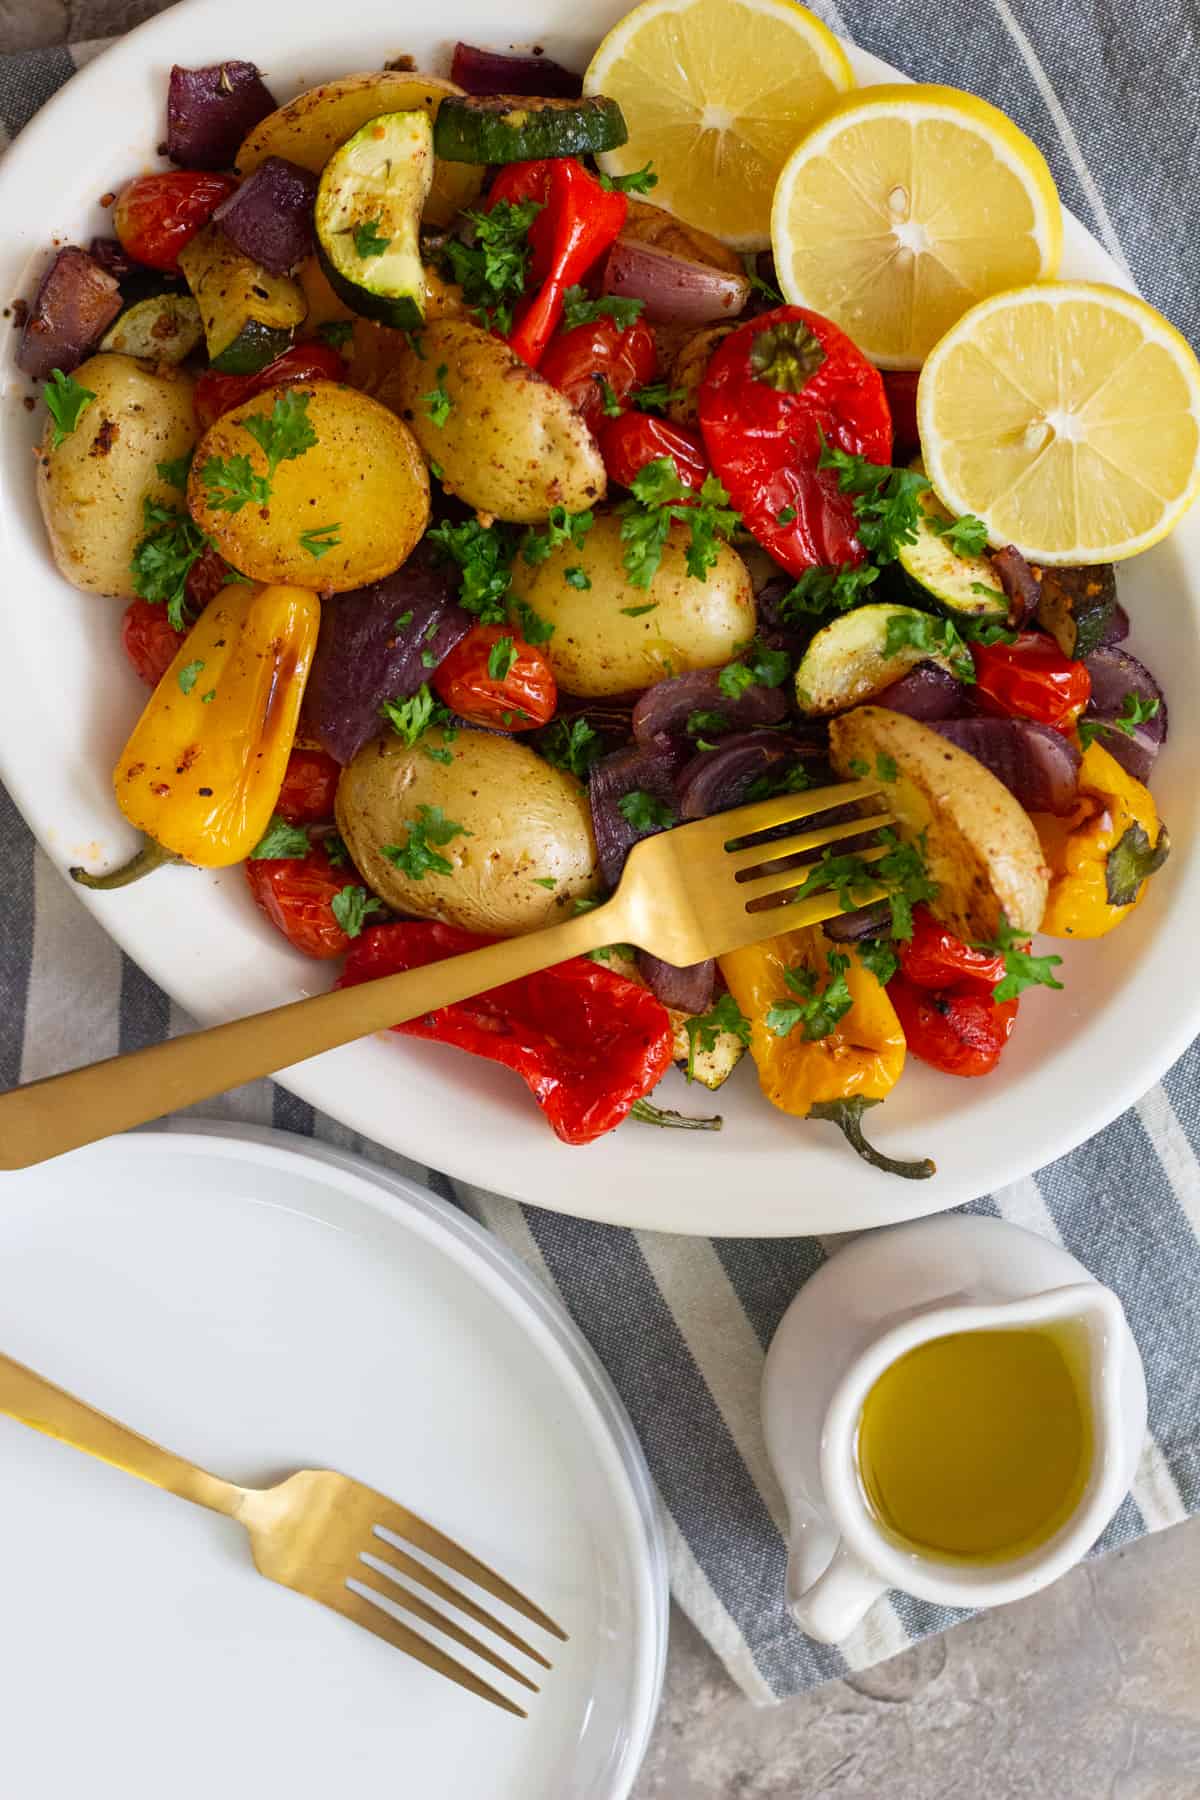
[336,728,600,935]
[187,381,429,593]
[828,706,1049,938]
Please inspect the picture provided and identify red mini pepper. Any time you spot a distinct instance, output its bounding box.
[889,974,1019,1078]
[598,412,710,494]
[337,921,674,1144]
[193,340,348,432]
[897,906,1007,989]
[698,304,892,575]
[487,158,627,368]
[971,631,1092,734]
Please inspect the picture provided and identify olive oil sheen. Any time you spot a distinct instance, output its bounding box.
[855,1326,1092,1562]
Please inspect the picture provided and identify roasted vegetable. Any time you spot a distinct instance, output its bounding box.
[450,42,583,98]
[314,112,432,329]
[178,222,307,373]
[18,247,121,377]
[1034,563,1117,659]
[211,156,318,275]
[897,469,1007,622]
[794,603,966,716]
[98,292,204,364]
[433,93,628,164]
[167,61,276,170]
[114,172,237,275]
[1035,740,1168,937]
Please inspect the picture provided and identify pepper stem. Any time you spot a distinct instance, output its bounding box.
[808,1096,935,1180]
[70,834,181,890]
[630,1097,723,1132]
[749,321,826,392]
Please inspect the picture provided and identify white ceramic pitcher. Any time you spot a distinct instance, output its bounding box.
[762,1215,1147,1644]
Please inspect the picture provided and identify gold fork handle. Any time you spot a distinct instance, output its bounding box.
[0,901,625,1171]
[0,1350,241,1516]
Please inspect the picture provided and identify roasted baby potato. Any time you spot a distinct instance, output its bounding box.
[235,69,482,226]
[336,727,600,934]
[388,316,607,523]
[187,381,429,592]
[828,706,1049,938]
[36,352,198,598]
[511,512,755,696]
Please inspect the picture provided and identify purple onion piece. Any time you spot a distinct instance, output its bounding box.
[600,238,750,326]
[1082,647,1167,744]
[88,236,136,281]
[450,42,583,97]
[589,737,688,888]
[212,157,317,273]
[637,950,716,1014]
[874,661,965,721]
[632,667,788,745]
[823,901,893,942]
[168,62,277,171]
[991,545,1040,626]
[18,247,121,378]
[1099,602,1130,646]
[302,544,472,764]
[676,732,817,821]
[931,718,1081,815]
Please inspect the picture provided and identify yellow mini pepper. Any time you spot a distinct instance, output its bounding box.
[720,925,933,1179]
[74,582,320,888]
[1035,741,1169,939]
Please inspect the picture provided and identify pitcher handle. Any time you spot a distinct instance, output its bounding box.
[787,1541,888,1643]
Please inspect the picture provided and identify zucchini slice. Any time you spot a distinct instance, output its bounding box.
[99,292,204,365]
[178,223,307,374]
[898,467,1007,623]
[1035,563,1117,659]
[315,110,434,330]
[794,602,966,717]
[433,94,628,164]
[670,1009,747,1092]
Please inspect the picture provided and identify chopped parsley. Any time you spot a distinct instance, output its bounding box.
[776,505,797,525]
[687,709,729,739]
[1077,692,1161,749]
[717,638,791,698]
[883,610,975,682]
[532,876,558,890]
[777,561,878,620]
[331,885,386,937]
[156,451,194,491]
[766,951,853,1041]
[683,993,752,1081]
[563,567,590,592]
[744,759,813,801]
[747,269,783,304]
[522,505,594,566]
[617,789,675,833]
[631,381,685,414]
[790,830,938,941]
[1105,821,1170,908]
[44,367,95,448]
[594,374,624,417]
[876,752,898,783]
[857,937,899,987]
[487,634,518,681]
[423,364,453,427]
[620,602,658,617]
[817,437,930,564]
[437,199,540,334]
[974,917,1064,1003]
[379,685,459,754]
[300,522,341,559]
[352,217,391,258]
[561,285,645,332]
[427,517,519,622]
[538,716,603,781]
[201,390,317,514]
[250,815,311,860]
[617,457,740,587]
[509,597,556,643]
[177,658,204,696]
[317,319,355,350]
[129,496,210,631]
[381,805,472,881]
[596,161,657,195]
[931,512,990,557]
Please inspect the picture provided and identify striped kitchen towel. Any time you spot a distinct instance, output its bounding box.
[3,2,1199,1703]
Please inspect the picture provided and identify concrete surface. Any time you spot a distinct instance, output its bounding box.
[7,4,1200,1794]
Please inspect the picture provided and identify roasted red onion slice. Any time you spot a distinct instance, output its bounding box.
[18,247,121,377]
[212,157,317,273]
[1079,646,1167,781]
[931,718,1081,815]
[632,668,788,744]
[676,732,817,821]
[589,737,688,888]
[168,62,277,171]
[637,951,716,1014]
[991,545,1040,626]
[600,239,750,326]
[823,901,893,942]
[450,42,583,97]
[874,662,965,721]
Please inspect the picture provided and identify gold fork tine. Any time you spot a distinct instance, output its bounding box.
[736,842,891,909]
[367,1499,568,1641]
[327,1583,528,1718]
[725,810,894,877]
[369,1529,552,1668]
[356,1555,541,1691]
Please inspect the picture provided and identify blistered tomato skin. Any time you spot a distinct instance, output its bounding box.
[432,624,557,731]
[113,171,237,273]
[971,632,1092,733]
[275,748,341,826]
[121,599,187,687]
[539,316,656,432]
[598,411,709,494]
[244,841,353,960]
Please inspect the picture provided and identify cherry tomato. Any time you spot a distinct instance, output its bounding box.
[432,623,556,731]
[244,841,353,960]
[897,905,1007,989]
[193,341,348,431]
[883,370,920,459]
[121,599,188,687]
[184,544,232,613]
[539,316,656,431]
[971,631,1091,734]
[276,748,340,826]
[888,974,1019,1078]
[113,171,237,273]
[598,411,709,494]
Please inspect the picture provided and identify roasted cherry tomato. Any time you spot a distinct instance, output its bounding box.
[113,171,237,273]
[699,304,892,576]
[897,905,1007,989]
[244,840,355,961]
[598,411,709,494]
[539,315,656,430]
[121,599,188,687]
[193,341,348,431]
[971,631,1091,734]
[888,974,1019,1078]
[184,543,232,613]
[276,748,341,826]
[432,623,556,731]
[883,370,920,459]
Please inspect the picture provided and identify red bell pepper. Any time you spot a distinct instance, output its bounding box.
[897,906,1007,989]
[486,158,627,368]
[698,304,892,576]
[889,974,1019,1078]
[598,412,709,495]
[971,631,1092,734]
[337,921,674,1144]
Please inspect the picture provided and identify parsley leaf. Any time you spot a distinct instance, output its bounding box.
[199,452,269,514]
[318,319,354,349]
[352,217,391,258]
[437,200,540,334]
[717,638,790,698]
[931,512,990,557]
[129,496,209,631]
[766,951,853,1041]
[616,457,740,588]
[331,885,386,937]
[631,380,685,414]
[423,363,453,428]
[427,517,519,622]
[1078,691,1161,750]
[594,373,624,417]
[883,610,975,682]
[617,789,675,833]
[776,505,797,525]
[532,876,558,890]
[687,709,729,738]
[487,634,518,681]
[747,269,783,304]
[242,389,318,481]
[44,367,95,448]
[876,752,898,783]
[522,505,594,567]
[381,805,472,881]
[818,437,930,564]
[156,451,194,491]
[790,829,937,941]
[563,567,590,592]
[857,937,899,987]
[1105,820,1170,908]
[777,561,878,621]
[250,815,311,860]
[596,161,657,195]
[561,285,645,332]
[744,760,813,801]
[683,993,752,1081]
[300,521,341,559]
[539,716,603,780]
[177,658,204,696]
[974,917,1064,1003]
[380,685,434,747]
[620,602,658,617]
[509,597,556,641]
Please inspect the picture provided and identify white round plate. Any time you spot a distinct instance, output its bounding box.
[1,2,1198,1236]
[0,1127,667,1799]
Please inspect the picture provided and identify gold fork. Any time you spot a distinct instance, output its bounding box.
[0,1348,564,1716]
[0,777,889,1168]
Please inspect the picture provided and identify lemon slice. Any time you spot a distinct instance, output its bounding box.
[584,0,853,249]
[771,84,1062,367]
[918,282,1200,564]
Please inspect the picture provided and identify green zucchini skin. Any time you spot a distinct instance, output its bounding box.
[794,602,962,716]
[99,293,204,365]
[898,479,1007,624]
[314,111,432,330]
[1035,563,1117,659]
[433,94,628,164]
[178,224,306,374]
